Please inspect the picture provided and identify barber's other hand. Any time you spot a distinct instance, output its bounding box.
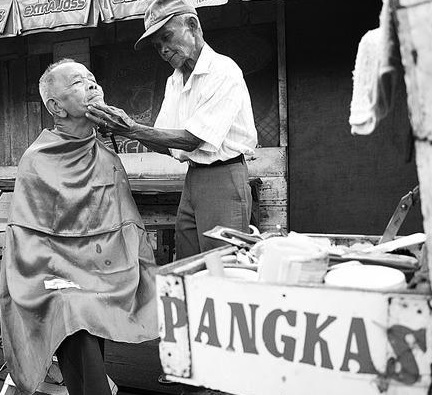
[86,103,136,137]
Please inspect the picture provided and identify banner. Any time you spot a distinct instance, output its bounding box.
[15,0,100,35]
[0,0,230,37]
[0,0,18,37]
[98,0,228,23]
[98,0,150,23]
[192,0,228,7]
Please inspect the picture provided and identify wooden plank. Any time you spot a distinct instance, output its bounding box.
[9,58,28,165]
[0,167,17,179]
[394,1,432,284]
[258,176,287,202]
[27,102,41,146]
[138,204,178,227]
[129,178,184,194]
[0,38,20,58]
[256,176,288,231]
[26,56,42,145]
[258,205,287,232]
[26,25,116,55]
[120,147,287,179]
[413,142,432,285]
[0,60,9,165]
[277,0,287,147]
[53,38,90,67]
[119,153,187,179]
[26,55,41,102]
[247,147,287,177]
[394,1,432,141]
[0,192,12,221]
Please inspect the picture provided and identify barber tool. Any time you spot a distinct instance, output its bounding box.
[328,251,419,273]
[110,135,119,153]
[363,232,426,254]
[378,185,420,244]
[203,226,262,249]
[203,225,287,248]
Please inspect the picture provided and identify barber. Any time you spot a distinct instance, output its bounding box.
[86,0,258,260]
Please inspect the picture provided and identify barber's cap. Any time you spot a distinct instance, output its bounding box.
[134,0,197,50]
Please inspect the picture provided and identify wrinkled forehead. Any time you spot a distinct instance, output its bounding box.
[51,62,95,86]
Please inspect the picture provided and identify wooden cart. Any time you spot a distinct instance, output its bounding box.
[155,237,431,395]
[151,4,432,393]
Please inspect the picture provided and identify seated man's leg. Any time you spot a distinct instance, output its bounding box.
[56,330,111,395]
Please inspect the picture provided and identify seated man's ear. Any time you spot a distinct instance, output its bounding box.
[46,98,67,118]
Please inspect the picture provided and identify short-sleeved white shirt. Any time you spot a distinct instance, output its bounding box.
[154,44,257,164]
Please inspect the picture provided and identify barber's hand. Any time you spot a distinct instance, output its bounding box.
[86,103,136,137]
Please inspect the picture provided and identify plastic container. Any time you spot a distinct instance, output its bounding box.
[254,235,329,285]
[324,264,406,291]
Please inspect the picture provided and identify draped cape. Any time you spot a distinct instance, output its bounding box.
[0,129,158,394]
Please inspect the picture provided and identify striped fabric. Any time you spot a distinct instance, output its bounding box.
[155,43,257,164]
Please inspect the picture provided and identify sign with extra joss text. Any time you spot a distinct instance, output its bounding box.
[156,272,432,395]
[15,0,99,34]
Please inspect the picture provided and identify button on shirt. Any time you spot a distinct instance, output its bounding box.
[154,44,258,164]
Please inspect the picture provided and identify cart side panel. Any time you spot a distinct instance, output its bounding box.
[156,274,192,377]
[386,296,432,394]
[159,274,432,395]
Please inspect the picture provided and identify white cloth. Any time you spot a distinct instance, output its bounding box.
[349,0,400,135]
[154,44,257,164]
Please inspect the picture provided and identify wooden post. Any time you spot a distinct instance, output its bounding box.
[393,0,432,284]
[276,0,289,230]
[277,0,287,148]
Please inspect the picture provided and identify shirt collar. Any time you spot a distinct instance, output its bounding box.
[172,43,213,88]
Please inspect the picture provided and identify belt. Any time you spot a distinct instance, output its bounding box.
[188,154,245,168]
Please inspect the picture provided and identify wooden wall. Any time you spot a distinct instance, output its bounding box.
[287,0,423,236]
[0,0,286,234]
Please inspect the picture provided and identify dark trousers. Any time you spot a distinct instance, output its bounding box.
[56,330,111,395]
[175,160,252,259]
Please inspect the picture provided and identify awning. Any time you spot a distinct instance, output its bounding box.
[99,0,228,24]
[0,0,19,37]
[98,0,150,23]
[2,0,229,37]
[15,0,100,35]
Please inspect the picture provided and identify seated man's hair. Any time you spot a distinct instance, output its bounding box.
[39,58,77,111]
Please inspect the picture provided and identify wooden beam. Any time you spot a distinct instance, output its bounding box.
[277,0,287,148]
[394,0,432,284]
[276,0,288,230]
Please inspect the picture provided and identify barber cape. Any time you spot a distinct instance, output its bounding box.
[0,128,158,394]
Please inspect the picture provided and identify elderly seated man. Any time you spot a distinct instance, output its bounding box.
[0,59,158,395]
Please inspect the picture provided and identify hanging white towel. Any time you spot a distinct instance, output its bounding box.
[349,0,401,135]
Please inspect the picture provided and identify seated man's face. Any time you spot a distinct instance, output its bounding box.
[51,62,105,118]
